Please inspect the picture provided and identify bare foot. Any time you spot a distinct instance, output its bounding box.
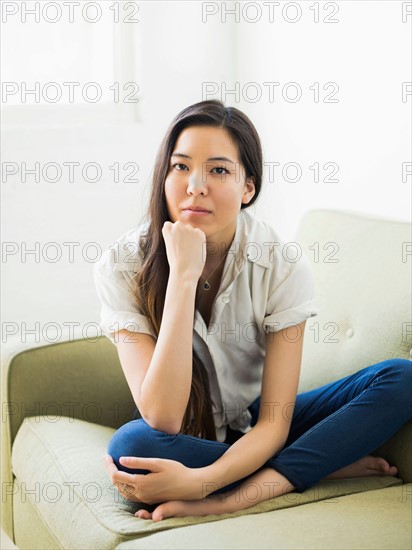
[135,498,218,522]
[325,455,398,481]
[135,467,295,521]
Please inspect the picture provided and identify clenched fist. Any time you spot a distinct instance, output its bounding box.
[162,220,207,281]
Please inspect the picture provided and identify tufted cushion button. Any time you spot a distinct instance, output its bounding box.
[346,328,354,338]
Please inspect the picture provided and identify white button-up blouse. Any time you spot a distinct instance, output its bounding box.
[93,209,319,442]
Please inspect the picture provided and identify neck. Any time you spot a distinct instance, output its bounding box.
[205,251,226,269]
[204,224,237,267]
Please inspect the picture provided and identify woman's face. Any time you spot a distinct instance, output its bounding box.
[164,126,255,246]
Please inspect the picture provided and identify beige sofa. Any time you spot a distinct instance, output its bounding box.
[2,209,411,549]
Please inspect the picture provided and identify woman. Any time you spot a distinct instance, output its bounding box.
[94,99,411,522]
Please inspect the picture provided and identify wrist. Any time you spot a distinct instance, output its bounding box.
[190,465,225,500]
[169,270,199,287]
[182,467,209,500]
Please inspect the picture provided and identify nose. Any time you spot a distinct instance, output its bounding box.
[187,172,207,195]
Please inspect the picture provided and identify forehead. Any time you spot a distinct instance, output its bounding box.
[173,126,239,159]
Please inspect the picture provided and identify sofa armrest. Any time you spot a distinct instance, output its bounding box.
[2,335,136,443]
[1,336,136,538]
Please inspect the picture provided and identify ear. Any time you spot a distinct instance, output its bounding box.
[242,176,256,205]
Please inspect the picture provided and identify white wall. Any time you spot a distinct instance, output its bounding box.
[230,0,411,238]
[2,1,411,346]
[2,1,236,343]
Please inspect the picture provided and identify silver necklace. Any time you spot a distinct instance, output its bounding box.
[200,254,226,290]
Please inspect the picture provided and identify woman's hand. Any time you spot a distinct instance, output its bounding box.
[103,454,202,505]
[162,220,206,280]
[135,467,285,522]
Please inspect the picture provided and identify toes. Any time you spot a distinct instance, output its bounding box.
[371,457,398,475]
[135,509,152,520]
[152,503,170,522]
[375,457,390,472]
[135,504,170,522]
[151,501,184,522]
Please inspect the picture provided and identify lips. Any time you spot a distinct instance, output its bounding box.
[183,206,211,213]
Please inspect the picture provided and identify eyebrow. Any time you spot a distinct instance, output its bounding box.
[171,153,236,165]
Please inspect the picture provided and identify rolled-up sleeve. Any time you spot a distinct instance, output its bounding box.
[263,253,319,333]
[93,248,156,344]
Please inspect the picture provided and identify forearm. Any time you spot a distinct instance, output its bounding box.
[139,272,197,432]
[178,465,295,519]
[194,422,287,497]
[207,467,288,510]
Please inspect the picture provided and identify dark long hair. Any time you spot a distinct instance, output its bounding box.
[131,100,263,440]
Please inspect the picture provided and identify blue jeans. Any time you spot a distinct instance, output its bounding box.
[107,359,412,494]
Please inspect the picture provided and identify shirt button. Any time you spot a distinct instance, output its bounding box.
[346,328,354,338]
[222,295,230,304]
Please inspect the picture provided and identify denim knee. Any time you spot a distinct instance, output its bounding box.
[107,418,177,475]
[384,358,412,386]
[381,358,412,415]
[381,358,412,422]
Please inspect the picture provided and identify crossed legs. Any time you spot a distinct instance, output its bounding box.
[108,359,412,520]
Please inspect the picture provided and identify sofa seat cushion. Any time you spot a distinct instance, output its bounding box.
[115,483,412,550]
[12,417,405,549]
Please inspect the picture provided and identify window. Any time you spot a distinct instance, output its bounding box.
[1,1,142,126]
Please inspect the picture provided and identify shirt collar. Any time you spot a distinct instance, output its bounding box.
[235,209,273,269]
[112,221,149,272]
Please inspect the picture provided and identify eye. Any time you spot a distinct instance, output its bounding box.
[171,163,188,171]
[211,166,230,175]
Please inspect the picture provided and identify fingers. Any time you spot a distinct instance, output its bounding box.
[103,454,137,484]
[103,454,118,476]
[162,221,173,233]
[119,456,161,471]
[163,219,201,232]
[103,454,141,488]
[112,473,139,488]
[103,454,157,478]
[104,454,150,503]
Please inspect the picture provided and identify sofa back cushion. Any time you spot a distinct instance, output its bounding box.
[295,209,411,392]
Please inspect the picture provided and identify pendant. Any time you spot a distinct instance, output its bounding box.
[203,281,211,290]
